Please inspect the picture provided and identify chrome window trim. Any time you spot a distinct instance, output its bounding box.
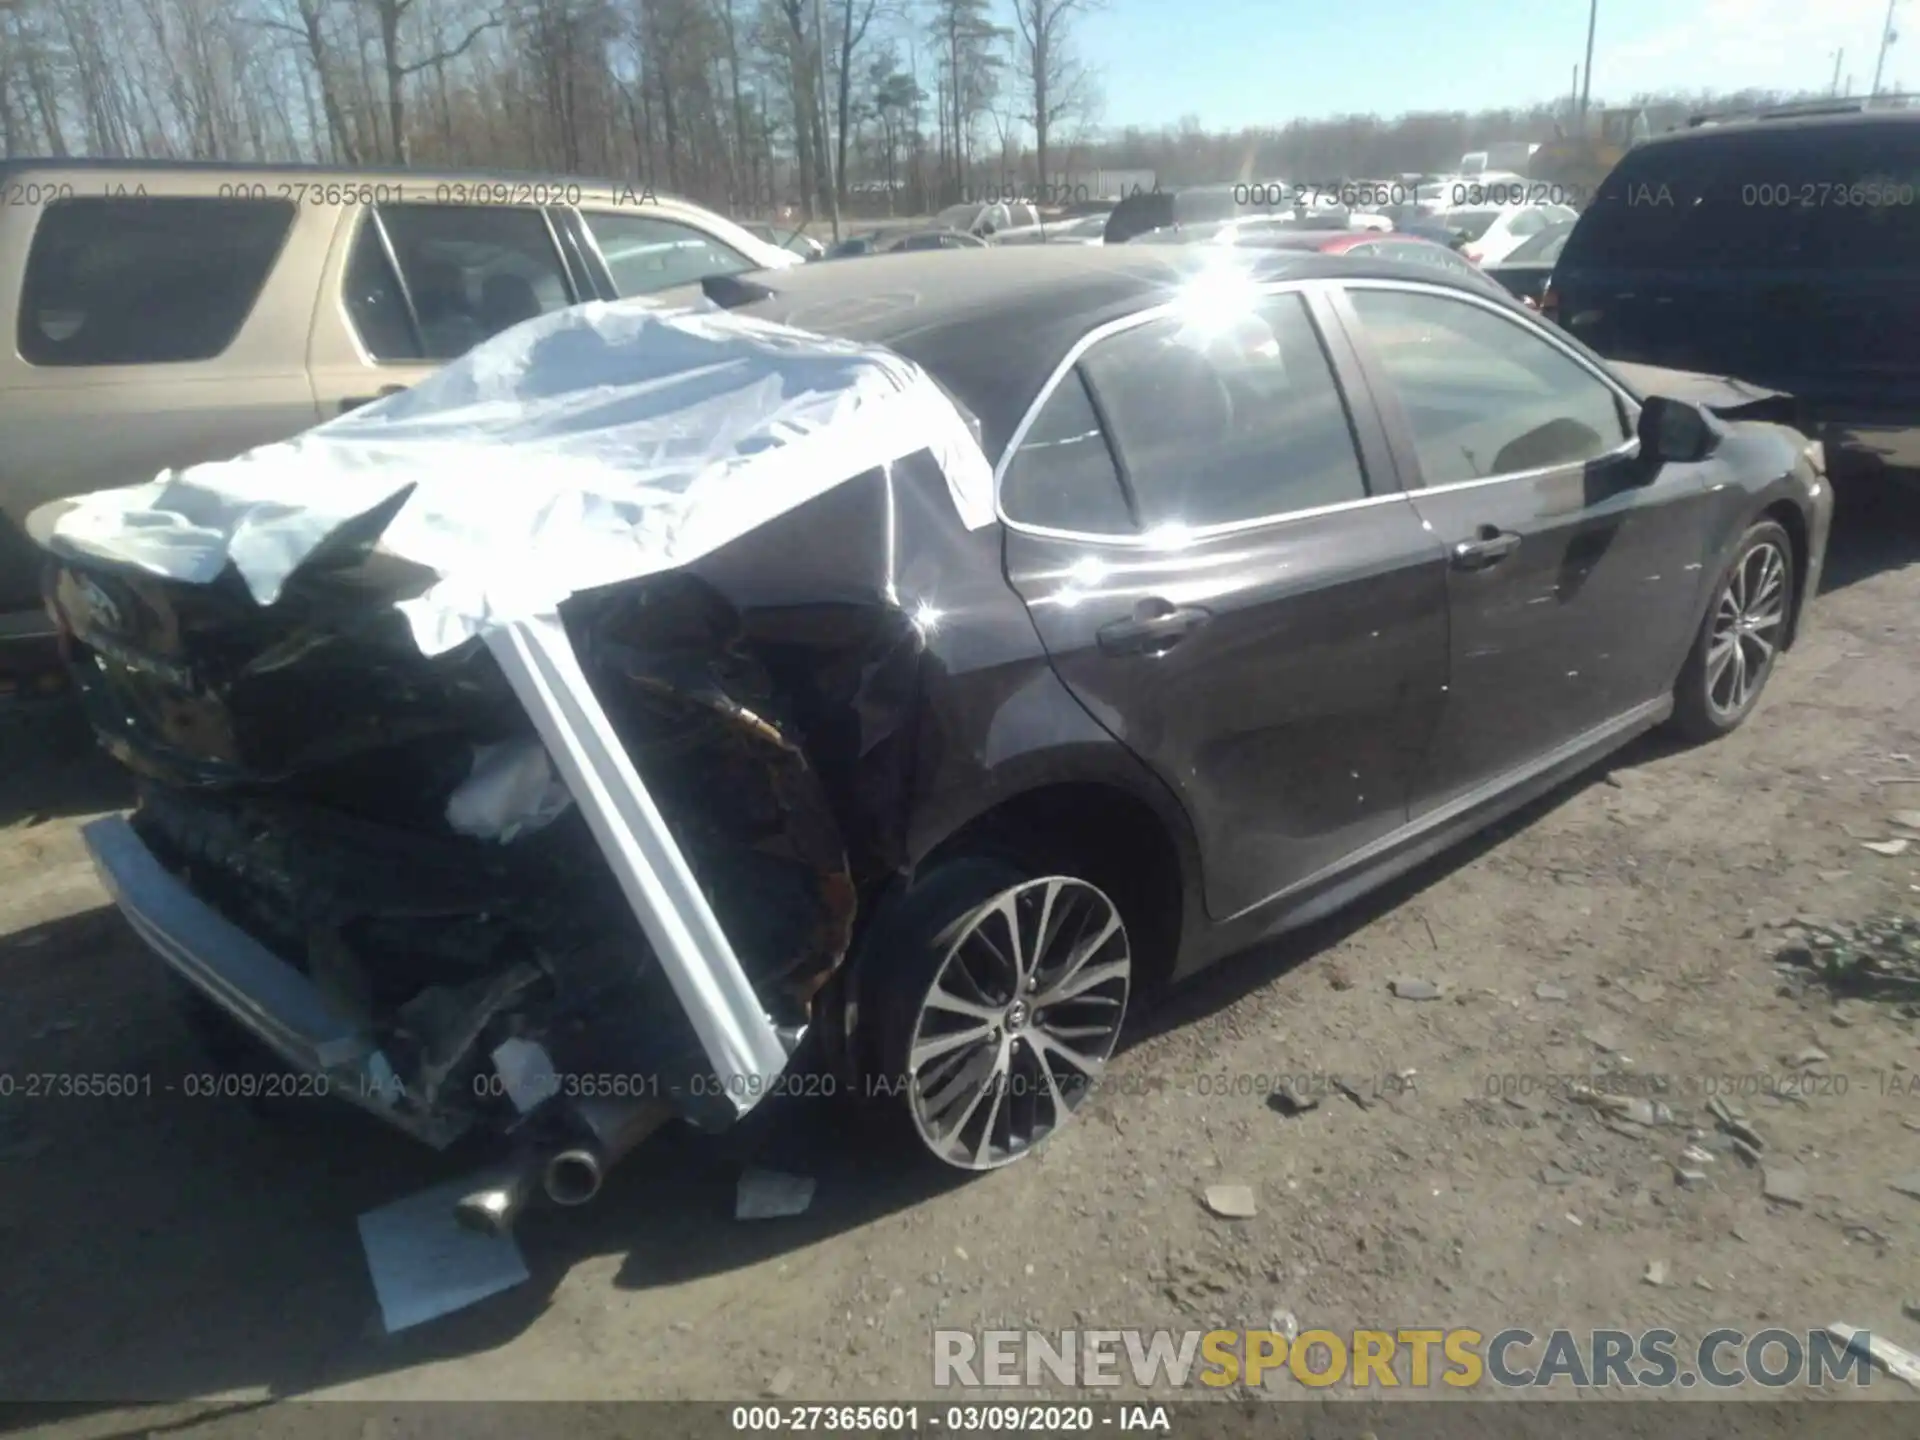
[993,277,1388,544]
[1003,489,1414,549]
[1335,276,1646,490]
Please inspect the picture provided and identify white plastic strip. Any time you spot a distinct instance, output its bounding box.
[484,612,789,1111]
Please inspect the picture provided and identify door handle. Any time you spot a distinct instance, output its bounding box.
[339,384,409,414]
[1451,527,1523,570]
[1096,601,1212,657]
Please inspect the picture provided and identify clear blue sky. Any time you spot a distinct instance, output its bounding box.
[1076,0,1905,131]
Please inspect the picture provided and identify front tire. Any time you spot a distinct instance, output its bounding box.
[865,858,1131,1172]
[1670,519,1794,743]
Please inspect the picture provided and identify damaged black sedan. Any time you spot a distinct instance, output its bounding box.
[34,247,1832,1230]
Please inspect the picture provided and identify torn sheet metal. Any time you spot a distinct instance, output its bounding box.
[42,300,996,658]
[486,611,791,1110]
[358,1177,531,1332]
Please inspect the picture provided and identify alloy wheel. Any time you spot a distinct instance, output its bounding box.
[905,876,1130,1170]
[1706,538,1789,720]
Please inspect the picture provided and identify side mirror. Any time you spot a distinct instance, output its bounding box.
[1637,395,1718,465]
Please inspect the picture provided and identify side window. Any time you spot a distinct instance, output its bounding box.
[357,204,573,362]
[1348,287,1630,485]
[1507,209,1547,238]
[1803,137,1920,269]
[19,197,294,366]
[1079,292,1369,529]
[1000,369,1134,535]
[581,211,751,295]
[342,217,417,361]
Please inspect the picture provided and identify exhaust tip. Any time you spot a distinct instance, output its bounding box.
[453,1161,537,1237]
[544,1148,603,1206]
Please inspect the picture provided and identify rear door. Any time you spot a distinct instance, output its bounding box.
[1001,284,1450,922]
[308,202,583,418]
[0,187,323,620]
[1329,280,1714,815]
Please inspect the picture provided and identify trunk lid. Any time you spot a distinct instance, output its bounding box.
[44,544,521,786]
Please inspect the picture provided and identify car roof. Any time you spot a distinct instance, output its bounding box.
[666,246,1509,462]
[1631,107,1920,149]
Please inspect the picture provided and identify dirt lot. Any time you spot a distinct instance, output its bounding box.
[2,483,1919,1430]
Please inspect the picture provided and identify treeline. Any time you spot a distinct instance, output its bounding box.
[0,0,1828,221]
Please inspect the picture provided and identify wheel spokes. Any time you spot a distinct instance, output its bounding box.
[906,876,1131,1170]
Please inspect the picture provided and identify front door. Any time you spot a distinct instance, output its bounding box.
[1329,281,1715,816]
[1001,286,1449,922]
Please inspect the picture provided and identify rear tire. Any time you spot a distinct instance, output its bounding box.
[1669,519,1794,743]
[863,857,1132,1172]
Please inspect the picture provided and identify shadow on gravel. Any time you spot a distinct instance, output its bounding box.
[1818,474,1920,595]
[0,695,131,828]
[0,896,971,1415]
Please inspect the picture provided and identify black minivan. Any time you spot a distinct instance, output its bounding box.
[1548,108,1920,486]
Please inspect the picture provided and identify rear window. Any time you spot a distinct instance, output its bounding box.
[1563,123,1920,272]
[18,196,295,366]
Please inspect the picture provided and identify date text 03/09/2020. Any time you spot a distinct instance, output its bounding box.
[729,1406,1174,1433]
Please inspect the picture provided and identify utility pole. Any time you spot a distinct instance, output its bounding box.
[1832,48,1846,95]
[1873,0,1899,97]
[812,0,842,241]
[1579,0,1598,123]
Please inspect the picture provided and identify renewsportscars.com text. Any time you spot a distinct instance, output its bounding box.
[933,1327,1878,1389]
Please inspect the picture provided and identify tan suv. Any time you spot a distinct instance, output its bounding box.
[0,159,799,659]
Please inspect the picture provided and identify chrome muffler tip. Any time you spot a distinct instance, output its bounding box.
[453,1160,538,1237]
[543,1146,606,1207]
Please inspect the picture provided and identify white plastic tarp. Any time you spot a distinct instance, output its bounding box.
[43,298,997,1112]
[45,299,995,656]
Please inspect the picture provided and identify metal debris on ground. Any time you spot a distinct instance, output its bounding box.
[1269,1308,1300,1342]
[764,1366,797,1398]
[357,1178,532,1333]
[1388,978,1445,1001]
[736,1168,818,1221]
[1772,913,1920,1000]
[1643,1259,1668,1287]
[1823,1324,1920,1390]
[1203,1183,1258,1219]
[1534,982,1569,1001]
[1761,1164,1809,1207]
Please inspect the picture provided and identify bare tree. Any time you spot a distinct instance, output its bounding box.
[362,0,499,161]
[1007,0,1100,194]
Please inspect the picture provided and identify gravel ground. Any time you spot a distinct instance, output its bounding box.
[2,482,1918,1432]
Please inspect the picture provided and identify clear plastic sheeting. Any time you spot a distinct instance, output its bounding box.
[43,299,996,657]
[444,739,575,843]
